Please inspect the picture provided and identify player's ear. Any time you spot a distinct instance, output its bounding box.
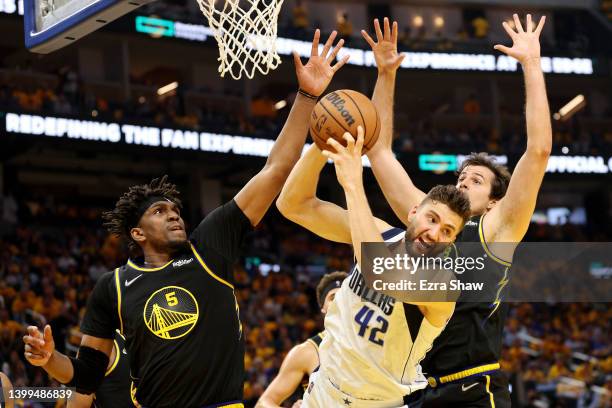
[407,205,419,220]
[130,227,146,244]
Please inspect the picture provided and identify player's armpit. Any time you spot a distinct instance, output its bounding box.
[277,145,352,243]
[484,148,549,250]
[256,342,318,408]
[277,145,391,243]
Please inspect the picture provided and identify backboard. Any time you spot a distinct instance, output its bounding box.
[24,0,155,53]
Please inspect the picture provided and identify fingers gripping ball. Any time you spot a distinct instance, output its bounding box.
[310,90,380,154]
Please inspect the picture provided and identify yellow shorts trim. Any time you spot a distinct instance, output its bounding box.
[427,363,501,388]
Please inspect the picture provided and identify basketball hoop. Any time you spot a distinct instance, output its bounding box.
[196,0,285,80]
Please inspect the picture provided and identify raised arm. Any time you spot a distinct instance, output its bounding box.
[486,14,552,243]
[363,18,426,223]
[324,129,455,327]
[276,144,391,243]
[322,129,385,263]
[235,30,349,226]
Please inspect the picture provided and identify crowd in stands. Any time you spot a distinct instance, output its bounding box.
[0,192,610,407]
[604,0,612,21]
[2,73,610,157]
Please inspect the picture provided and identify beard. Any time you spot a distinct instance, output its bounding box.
[166,237,191,255]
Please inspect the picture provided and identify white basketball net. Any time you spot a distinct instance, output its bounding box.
[196,0,285,80]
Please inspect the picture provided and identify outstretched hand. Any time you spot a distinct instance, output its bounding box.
[362,17,405,74]
[293,30,350,97]
[23,325,55,367]
[494,14,545,66]
[321,127,365,191]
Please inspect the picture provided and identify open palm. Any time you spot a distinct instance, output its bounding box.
[362,18,405,74]
[293,30,349,97]
[494,14,545,65]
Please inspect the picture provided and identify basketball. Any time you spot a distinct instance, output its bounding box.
[309,89,380,154]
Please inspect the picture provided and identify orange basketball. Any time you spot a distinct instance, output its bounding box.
[309,89,380,154]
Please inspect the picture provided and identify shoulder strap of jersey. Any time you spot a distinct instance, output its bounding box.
[307,331,325,349]
[478,214,512,267]
[382,227,405,242]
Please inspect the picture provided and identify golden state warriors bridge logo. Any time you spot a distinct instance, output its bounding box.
[143,286,199,339]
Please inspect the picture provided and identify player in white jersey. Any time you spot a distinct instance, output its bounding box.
[277,128,471,407]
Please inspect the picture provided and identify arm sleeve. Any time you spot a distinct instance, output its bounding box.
[190,199,252,262]
[80,271,119,339]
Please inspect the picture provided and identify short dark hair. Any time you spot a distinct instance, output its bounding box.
[102,175,182,252]
[316,271,348,307]
[456,152,511,200]
[423,185,471,225]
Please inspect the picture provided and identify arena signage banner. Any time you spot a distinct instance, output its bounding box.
[418,153,612,174]
[2,112,373,166]
[419,154,509,172]
[134,15,594,75]
[5,113,610,174]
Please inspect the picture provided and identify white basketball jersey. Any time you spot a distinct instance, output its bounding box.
[319,228,445,401]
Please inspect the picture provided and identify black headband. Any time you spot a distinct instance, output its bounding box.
[319,279,343,307]
[129,196,173,229]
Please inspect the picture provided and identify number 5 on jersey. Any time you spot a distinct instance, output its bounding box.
[354,305,388,346]
[166,291,178,306]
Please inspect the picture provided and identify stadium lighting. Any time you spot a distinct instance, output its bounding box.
[434,16,444,28]
[413,15,423,27]
[157,81,179,96]
[274,100,287,110]
[555,94,586,121]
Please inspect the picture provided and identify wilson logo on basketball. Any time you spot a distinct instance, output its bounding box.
[325,92,356,126]
[314,115,327,134]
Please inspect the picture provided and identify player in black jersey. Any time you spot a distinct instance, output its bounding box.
[364,15,552,407]
[256,272,347,408]
[22,29,351,408]
[68,331,136,408]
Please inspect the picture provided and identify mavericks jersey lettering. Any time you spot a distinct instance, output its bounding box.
[319,228,443,401]
[421,215,511,375]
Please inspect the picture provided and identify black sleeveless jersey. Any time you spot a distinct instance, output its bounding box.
[421,215,511,376]
[81,200,251,408]
[94,332,135,408]
[301,332,325,391]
